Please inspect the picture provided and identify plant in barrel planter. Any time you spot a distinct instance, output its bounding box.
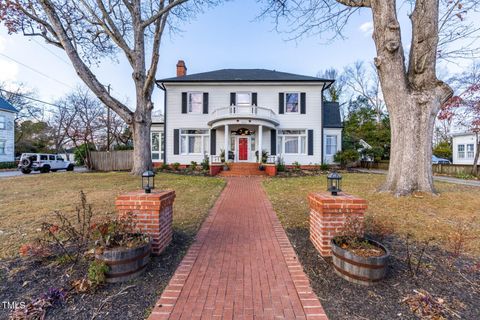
[92,213,151,283]
[331,217,390,286]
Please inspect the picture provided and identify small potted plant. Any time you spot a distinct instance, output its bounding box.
[93,214,151,283]
[331,218,389,286]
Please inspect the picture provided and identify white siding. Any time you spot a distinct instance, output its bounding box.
[0,110,15,162]
[164,83,328,165]
[452,134,480,165]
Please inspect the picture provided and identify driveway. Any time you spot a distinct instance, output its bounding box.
[0,166,89,178]
[356,168,480,187]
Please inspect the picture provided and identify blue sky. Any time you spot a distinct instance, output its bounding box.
[0,0,471,115]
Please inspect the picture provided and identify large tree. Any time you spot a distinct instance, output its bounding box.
[0,0,211,174]
[263,0,480,195]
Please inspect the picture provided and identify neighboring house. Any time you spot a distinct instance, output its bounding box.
[152,61,342,166]
[452,132,480,165]
[0,97,18,163]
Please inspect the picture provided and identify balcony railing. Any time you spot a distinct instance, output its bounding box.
[208,105,279,126]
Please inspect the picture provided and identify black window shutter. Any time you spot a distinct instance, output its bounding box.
[279,93,284,114]
[203,92,209,114]
[181,92,187,114]
[230,92,236,106]
[308,129,314,155]
[301,92,306,114]
[210,129,216,155]
[252,92,258,106]
[270,129,277,155]
[173,129,180,155]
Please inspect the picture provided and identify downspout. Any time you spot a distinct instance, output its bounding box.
[320,82,326,165]
[156,81,167,164]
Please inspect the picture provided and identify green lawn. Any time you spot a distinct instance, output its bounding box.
[0,172,226,259]
[263,173,480,257]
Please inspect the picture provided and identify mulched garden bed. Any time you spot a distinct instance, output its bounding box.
[0,231,193,320]
[287,228,480,320]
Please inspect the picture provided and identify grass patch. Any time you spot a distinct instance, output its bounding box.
[0,172,225,259]
[263,173,480,257]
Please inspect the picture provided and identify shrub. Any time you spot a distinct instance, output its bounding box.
[292,161,301,172]
[190,161,198,171]
[74,143,96,166]
[160,163,170,171]
[277,157,286,172]
[433,141,452,160]
[201,156,210,171]
[320,163,329,171]
[0,161,16,169]
[171,162,180,171]
[334,149,360,168]
[87,260,109,287]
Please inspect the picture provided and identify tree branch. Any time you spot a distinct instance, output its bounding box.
[336,0,371,7]
[141,0,188,28]
[144,11,167,96]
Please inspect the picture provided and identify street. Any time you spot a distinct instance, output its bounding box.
[0,167,88,178]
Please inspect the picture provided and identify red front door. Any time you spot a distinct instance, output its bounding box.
[238,138,248,161]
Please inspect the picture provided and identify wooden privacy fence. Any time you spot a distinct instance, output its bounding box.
[361,161,478,177]
[90,150,133,171]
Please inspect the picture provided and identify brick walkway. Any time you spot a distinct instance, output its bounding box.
[149,177,327,320]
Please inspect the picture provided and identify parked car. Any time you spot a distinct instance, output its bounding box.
[432,155,451,165]
[18,153,75,174]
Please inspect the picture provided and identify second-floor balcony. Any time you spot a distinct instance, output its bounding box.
[208,105,279,127]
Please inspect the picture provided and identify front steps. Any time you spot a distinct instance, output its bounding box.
[218,162,266,177]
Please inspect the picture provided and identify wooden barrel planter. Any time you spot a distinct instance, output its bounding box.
[95,241,151,283]
[331,238,389,286]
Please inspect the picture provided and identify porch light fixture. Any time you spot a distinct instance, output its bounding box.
[327,171,342,196]
[142,170,155,194]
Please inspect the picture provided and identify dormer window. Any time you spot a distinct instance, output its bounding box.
[236,92,251,106]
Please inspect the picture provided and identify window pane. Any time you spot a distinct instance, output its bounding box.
[285,136,299,153]
[49,155,55,160]
[467,144,474,158]
[188,93,203,113]
[326,135,337,155]
[152,153,160,160]
[281,130,304,135]
[277,137,282,154]
[189,136,202,154]
[151,132,160,151]
[236,93,251,106]
[40,155,48,160]
[251,136,256,151]
[300,136,306,154]
[458,145,465,151]
[286,93,299,113]
[203,137,209,155]
[181,136,188,154]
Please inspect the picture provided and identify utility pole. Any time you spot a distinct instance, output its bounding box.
[107,84,111,151]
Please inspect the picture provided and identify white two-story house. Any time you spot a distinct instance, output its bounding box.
[0,97,18,163]
[152,61,342,166]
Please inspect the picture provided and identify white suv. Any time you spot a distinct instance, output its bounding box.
[18,153,75,174]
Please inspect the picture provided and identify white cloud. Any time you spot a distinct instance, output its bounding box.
[0,59,19,82]
[359,22,374,36]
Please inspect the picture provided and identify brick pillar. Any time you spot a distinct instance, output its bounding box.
[115,190,176,255]
[308,192,367,257]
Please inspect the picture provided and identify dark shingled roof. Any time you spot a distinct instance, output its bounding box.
[0,96,18,113]
[323,102,342,128]
[158,69,333,83]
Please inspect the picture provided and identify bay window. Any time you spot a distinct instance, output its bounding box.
[277,130,306,155]
[180,129,209,155]
[151,132,164,161]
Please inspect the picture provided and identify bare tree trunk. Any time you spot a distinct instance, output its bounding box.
[473,132,480,176]
[369,0,452,195]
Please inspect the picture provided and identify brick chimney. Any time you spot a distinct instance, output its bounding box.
[176,60,187,77]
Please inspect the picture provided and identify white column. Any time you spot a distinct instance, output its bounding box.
[224,124,229,160]
[258,125,263,163]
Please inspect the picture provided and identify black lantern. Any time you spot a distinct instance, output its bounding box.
[327,171,342,196]
[142,170,155,193]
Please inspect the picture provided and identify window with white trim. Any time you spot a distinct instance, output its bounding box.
[326,135,337,156]
[0,140,5,154]
[0,116,5,130]
[180,129,209,155]
[467,144,475,158]
[236,92,251,106]
[458,144,465,158]
[188,92,203,113]
[151,132,164,161]
[285,93,299,113]
[277,130,306,155]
